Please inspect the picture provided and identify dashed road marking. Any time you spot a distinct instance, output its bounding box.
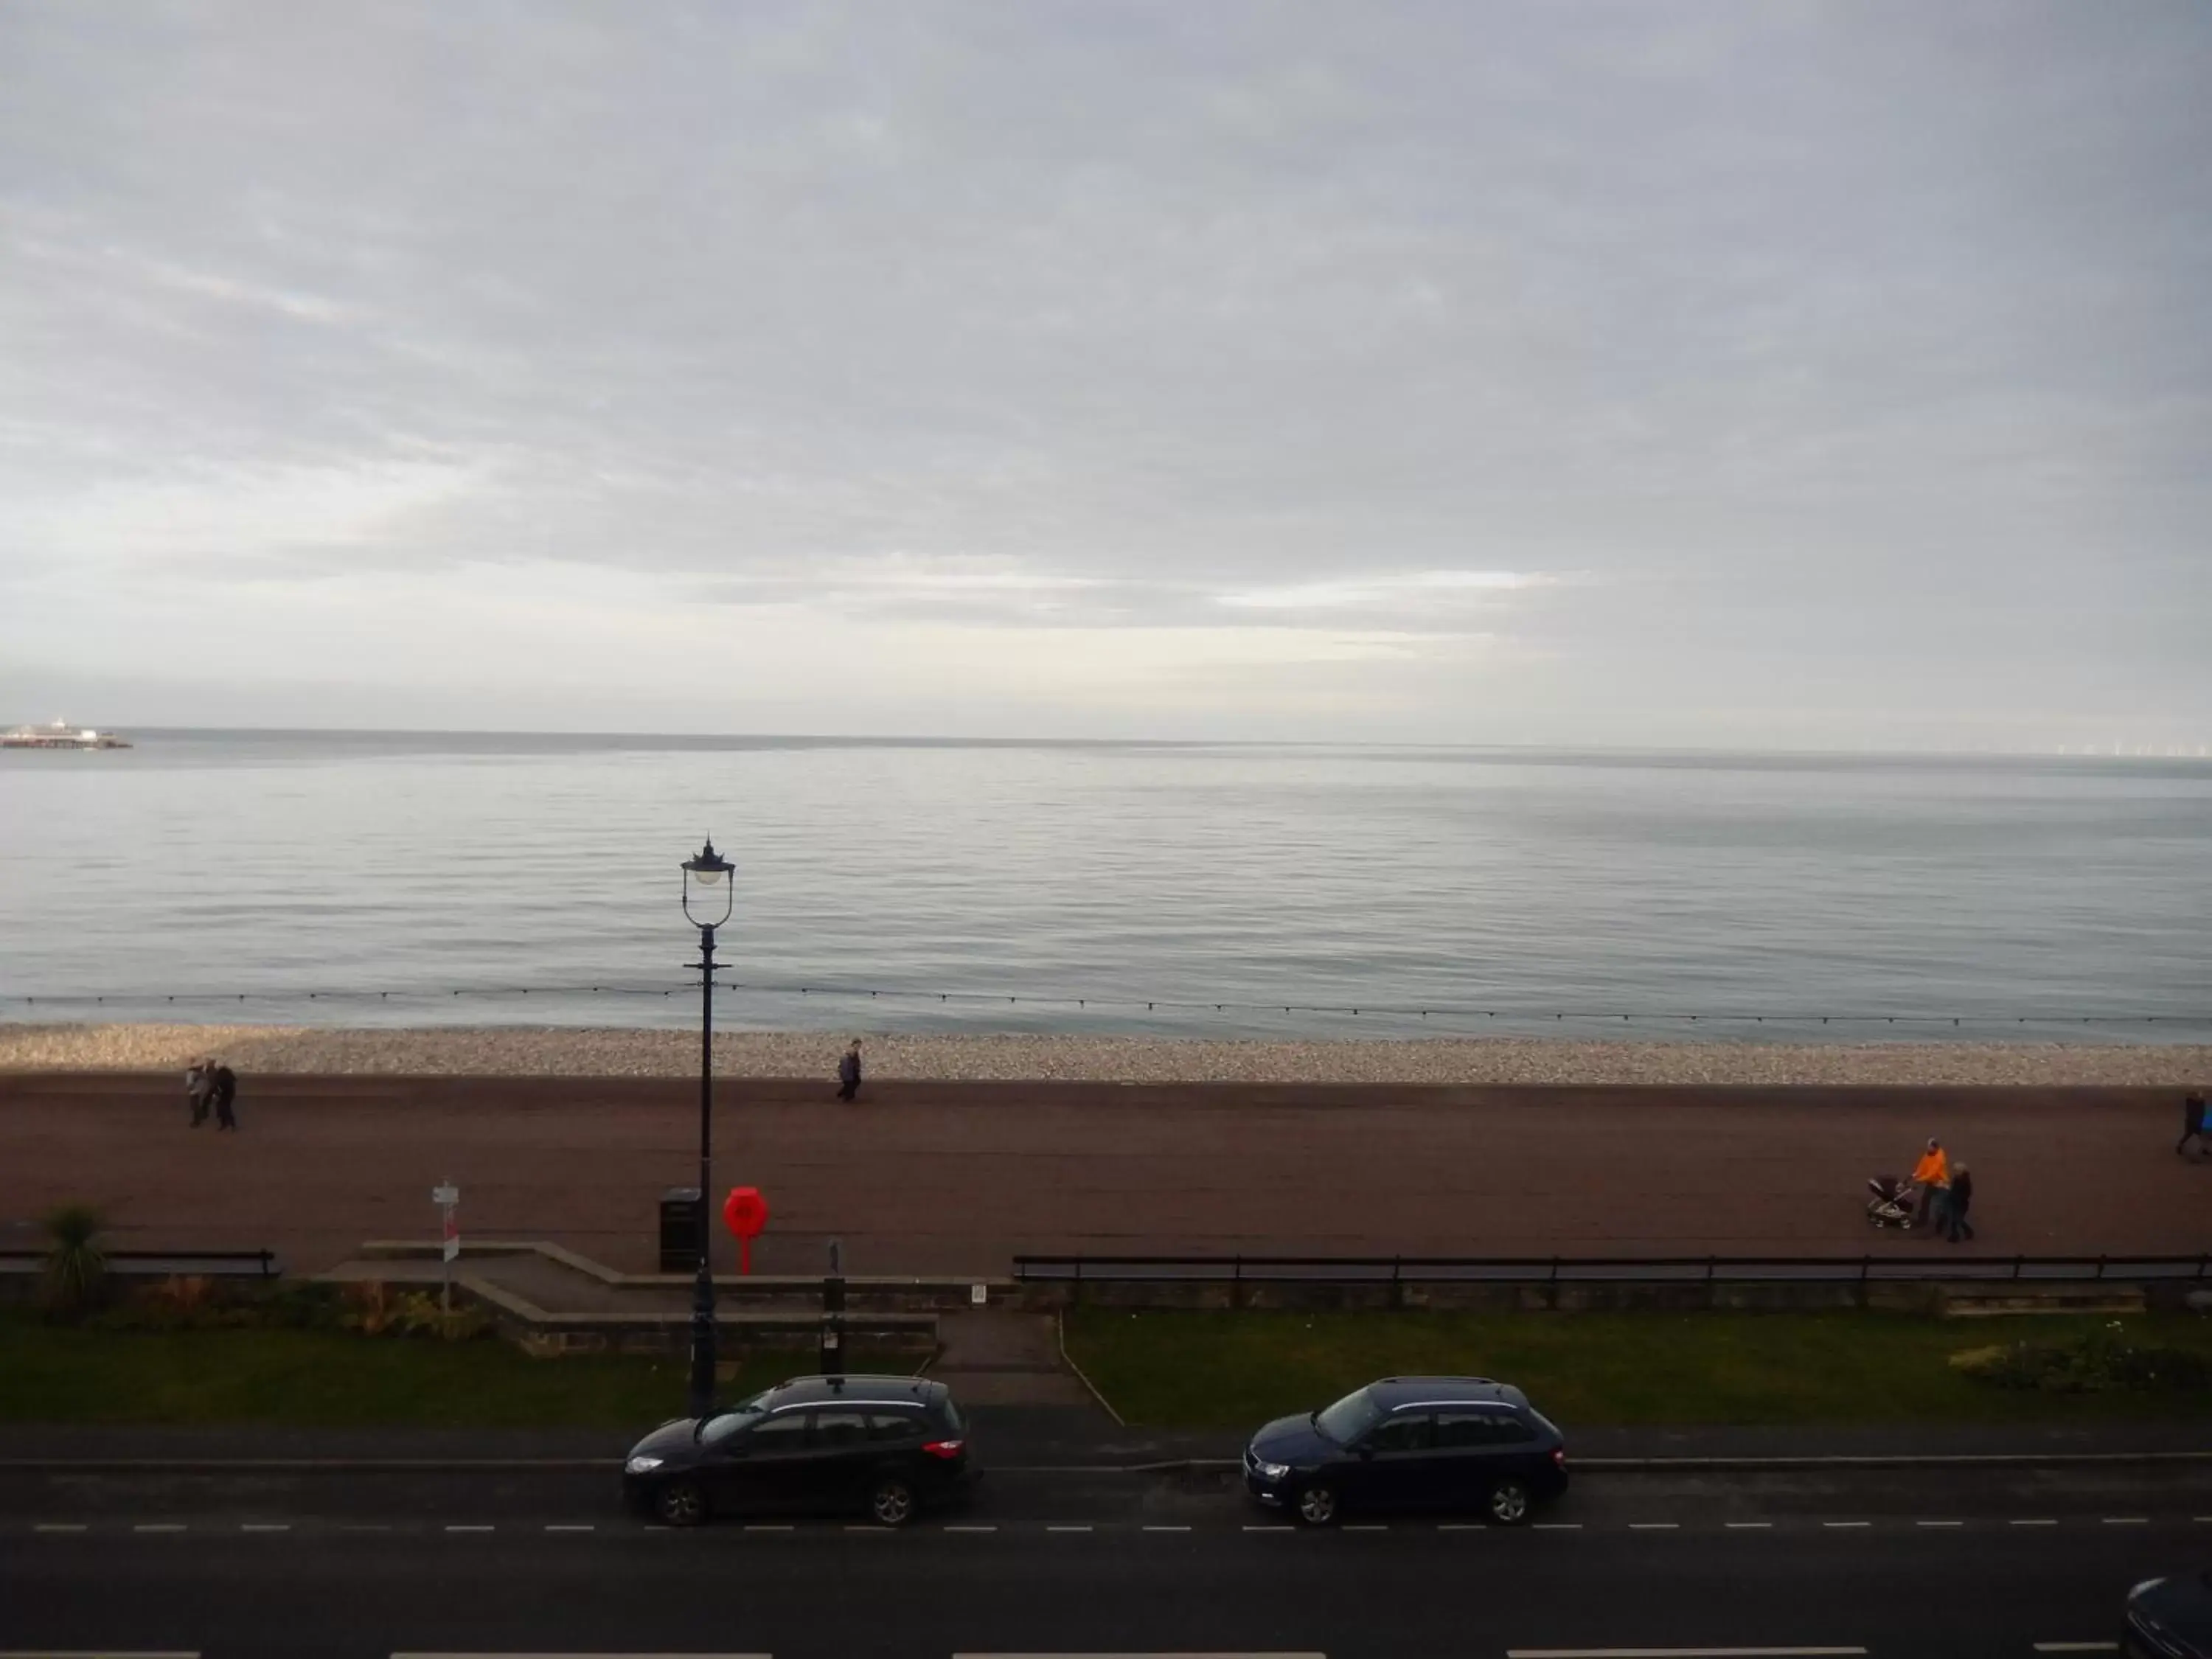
[442,1524,493,1534]
[1141,1524,1192,1532]
[1820,1521,1870,1530]
[743,1523,794,1531]
[239,1523,291,1533]
[1914,1520,1964,1528]
[2034,1644,2121,1653]
[1725,1522,1774,1530]
[1438,1523,1486,1531]
[1242,1523,1294,1532]
[2011,1518,2058,1526]
[1343,1523,1389,1531]
[1506,1648,1868,1658]
[942,1524,998,1532]
[842,1523,892,1531]
[1534,1522,1583,1531]
[2101,1517,2149,1526]
[1628,1522,1680,1531]
[1046,1524,1093,1533]
[32,1522,89,1533]
[132,1523,187,1533]
[543,1524,594,1533]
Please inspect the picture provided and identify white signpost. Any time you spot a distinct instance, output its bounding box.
[432,1183,459,1313]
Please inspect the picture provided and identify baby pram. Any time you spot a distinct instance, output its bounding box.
[1865,1175,1921,1230]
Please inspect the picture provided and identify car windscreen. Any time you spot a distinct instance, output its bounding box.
[698,1405,768,1446]
[1315,1387,1382,1444]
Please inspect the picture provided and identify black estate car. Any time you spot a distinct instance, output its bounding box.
[1243,1376,1568,1526]
[622,1374,973,1527]
[2127,1571,2212,1658]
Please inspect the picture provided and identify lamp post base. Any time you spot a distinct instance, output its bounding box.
[686,1295,717,1420]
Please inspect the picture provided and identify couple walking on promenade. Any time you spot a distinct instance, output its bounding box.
[184,1057,239,1130]
[1910,1137,1975,1242]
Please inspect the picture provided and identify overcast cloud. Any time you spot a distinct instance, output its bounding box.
[2,1,2208,745]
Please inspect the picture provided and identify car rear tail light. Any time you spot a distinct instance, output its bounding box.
[1552,1447,1567,1467]
[922,1439,965,1459]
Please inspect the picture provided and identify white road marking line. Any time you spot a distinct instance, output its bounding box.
[1628,1522,1680,1530]
[1914,1520,1964,1528]
[942,1524,998,1532]
[32,1522,89,1533]
[442,1524,493,1533]
[843,1523,893,1531]
[240,1523,291,1533]
[1438,1522,1486,1530]
[1820,1520,1871,1529]
[1534,1521,1583,1530]
[1343,1523,1389,1531]
[1506,1649,1868,1658]
[1724,1522,1774,1530]
[0,1651,201,1658]
[1046,1524,1093,1532]
[742,1523,794,1531]
[2101,1517,2149,1526]
[1241,1523,1294,1532]
[395,1652,771,1658]
[1141,1524,1193,1532]
[2197,1516,2212,1523]
[2011,1518,2059,1526]
[132,1523,187,1533]
[2034,1644,2122,1653]
[543,1524,594,1533]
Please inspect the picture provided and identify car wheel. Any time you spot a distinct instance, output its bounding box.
[1295,1484,1340,1527]
[869,1478,917,1528]
[654,1478,707,1528]
[1486,1478,1531,1526]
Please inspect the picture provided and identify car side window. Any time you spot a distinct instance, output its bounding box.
[1436,1411,1514,1449]
[744,1411,810,1450]
[1363,1411,1433,1453]
[813,1410,869,1448]
[869,1412,924,1442]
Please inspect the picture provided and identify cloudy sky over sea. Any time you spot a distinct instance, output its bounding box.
[3,3,2208,746]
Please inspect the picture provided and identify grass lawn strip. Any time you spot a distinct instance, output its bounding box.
[1061,1307,2212,1428]
[0,1315,911,1428]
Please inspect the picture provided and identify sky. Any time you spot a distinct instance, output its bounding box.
[2,1,2208,748]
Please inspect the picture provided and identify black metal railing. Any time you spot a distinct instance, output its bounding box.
[0,1248,282,1279]
[1013,1252,2212,1287]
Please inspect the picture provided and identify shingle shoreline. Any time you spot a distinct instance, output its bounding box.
[1,1023,2205,1086]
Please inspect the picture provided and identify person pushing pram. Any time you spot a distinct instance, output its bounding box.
[1866,1137,1952,1233]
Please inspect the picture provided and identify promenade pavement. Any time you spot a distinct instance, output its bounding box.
[1,1071,2205,1279]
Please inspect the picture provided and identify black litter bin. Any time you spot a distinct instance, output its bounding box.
[658,1187,704,1273]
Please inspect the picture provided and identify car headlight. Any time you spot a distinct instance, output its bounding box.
[625,1455,664,1474]
[1253,1459,1290,1481]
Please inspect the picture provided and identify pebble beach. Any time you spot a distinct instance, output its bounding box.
[1,1023,2206,1087]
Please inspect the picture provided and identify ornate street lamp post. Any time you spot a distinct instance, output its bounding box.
[681,838,734,1419]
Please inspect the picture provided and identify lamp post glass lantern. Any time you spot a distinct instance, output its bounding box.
[681,838,734,1419]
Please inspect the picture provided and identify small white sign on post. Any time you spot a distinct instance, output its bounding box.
[433,1182,460,1312]
[970,1281,987,1307]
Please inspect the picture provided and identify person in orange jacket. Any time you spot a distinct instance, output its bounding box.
[1910,1138,1950,1232]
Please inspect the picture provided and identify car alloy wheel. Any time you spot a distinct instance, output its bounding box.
[655,1478,707,1528]
[869,1478,917,1528]
[1295,1484,1339,1527]
[1487,1478,1531,1526]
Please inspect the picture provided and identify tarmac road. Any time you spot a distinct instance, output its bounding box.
[2,1461,2206,1658]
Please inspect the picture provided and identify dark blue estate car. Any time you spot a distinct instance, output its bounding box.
[622,1375,973,1528]
[2127,1571,2212,1658]
[1244,1376,1568,1526]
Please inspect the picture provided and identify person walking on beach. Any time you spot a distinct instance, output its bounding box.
[209,1060,239,1132]
[184,1057,213,1127]
[1910,1138,1950,1232]
[1944,1164,1975,1243]
[2179,1093,2207,1158]
[835,1040,863,1103]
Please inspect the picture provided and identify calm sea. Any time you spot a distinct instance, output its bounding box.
[1,731,2207,1042]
